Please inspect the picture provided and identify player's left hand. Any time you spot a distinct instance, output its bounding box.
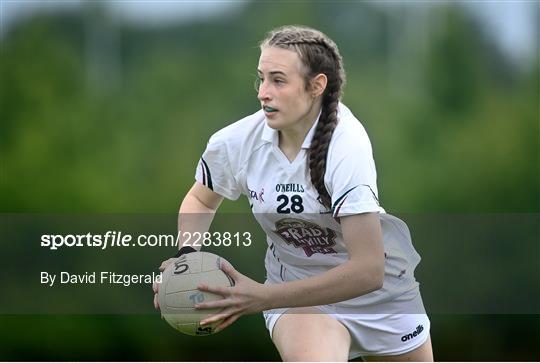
[195,260,268,332]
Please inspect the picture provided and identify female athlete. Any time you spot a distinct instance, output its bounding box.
[153,25,433,361]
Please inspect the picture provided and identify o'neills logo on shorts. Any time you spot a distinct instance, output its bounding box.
[274,218,337,257]
[401,325,424,342]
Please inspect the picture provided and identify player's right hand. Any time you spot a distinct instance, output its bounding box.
[153,258,176,310]
[153,246,198,310]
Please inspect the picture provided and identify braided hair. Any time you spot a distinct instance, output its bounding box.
[260,25,346,209]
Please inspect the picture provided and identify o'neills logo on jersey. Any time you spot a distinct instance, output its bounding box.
[274,218,337,257]
[275,183,305,193]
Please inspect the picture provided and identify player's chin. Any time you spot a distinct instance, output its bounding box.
[265,115,287,130]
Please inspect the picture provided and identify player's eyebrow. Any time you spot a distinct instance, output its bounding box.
[257,69,288,77]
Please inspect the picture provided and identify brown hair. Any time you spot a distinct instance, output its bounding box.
[260,25,346,209]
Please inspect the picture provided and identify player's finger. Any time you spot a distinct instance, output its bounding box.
[159,258,173,271]
[153,293,160,310]
[194,298,230,310]
[152,280,160,293]
[220,260,242,281]
[215,313,240,332]
[197,283,230,296]
[200,309,232,326]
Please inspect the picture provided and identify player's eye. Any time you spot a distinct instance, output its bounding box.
[254,76,263,92]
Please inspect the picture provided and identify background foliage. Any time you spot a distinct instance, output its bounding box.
[1,1,538,361]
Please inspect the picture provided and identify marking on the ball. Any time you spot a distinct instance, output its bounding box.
[196,326,214,335]
[188,291,205,303]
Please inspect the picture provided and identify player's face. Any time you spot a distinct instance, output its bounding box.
[257,46,320,131]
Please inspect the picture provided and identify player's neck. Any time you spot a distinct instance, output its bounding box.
[278,104,321,161]
[278,123,311,162]
[278,133,302,162]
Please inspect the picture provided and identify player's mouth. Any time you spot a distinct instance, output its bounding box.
[263,106,278,115]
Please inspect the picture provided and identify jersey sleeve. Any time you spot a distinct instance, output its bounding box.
[194,133,242,201]
[325,126,382,218]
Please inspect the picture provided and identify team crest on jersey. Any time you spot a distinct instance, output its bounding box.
[274,218,337,257]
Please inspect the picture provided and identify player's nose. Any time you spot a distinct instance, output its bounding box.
[257,80,271,102]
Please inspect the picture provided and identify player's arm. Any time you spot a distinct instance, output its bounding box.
[196,212,385,329]
[153,181,223,309]
[175,182,224,251]
[263,212,384,307]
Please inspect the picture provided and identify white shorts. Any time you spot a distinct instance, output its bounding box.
[263,288,430,360]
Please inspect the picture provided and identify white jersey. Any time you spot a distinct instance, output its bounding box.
[195,103,421,307]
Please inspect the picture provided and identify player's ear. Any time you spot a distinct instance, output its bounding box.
[310,73,327,98]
